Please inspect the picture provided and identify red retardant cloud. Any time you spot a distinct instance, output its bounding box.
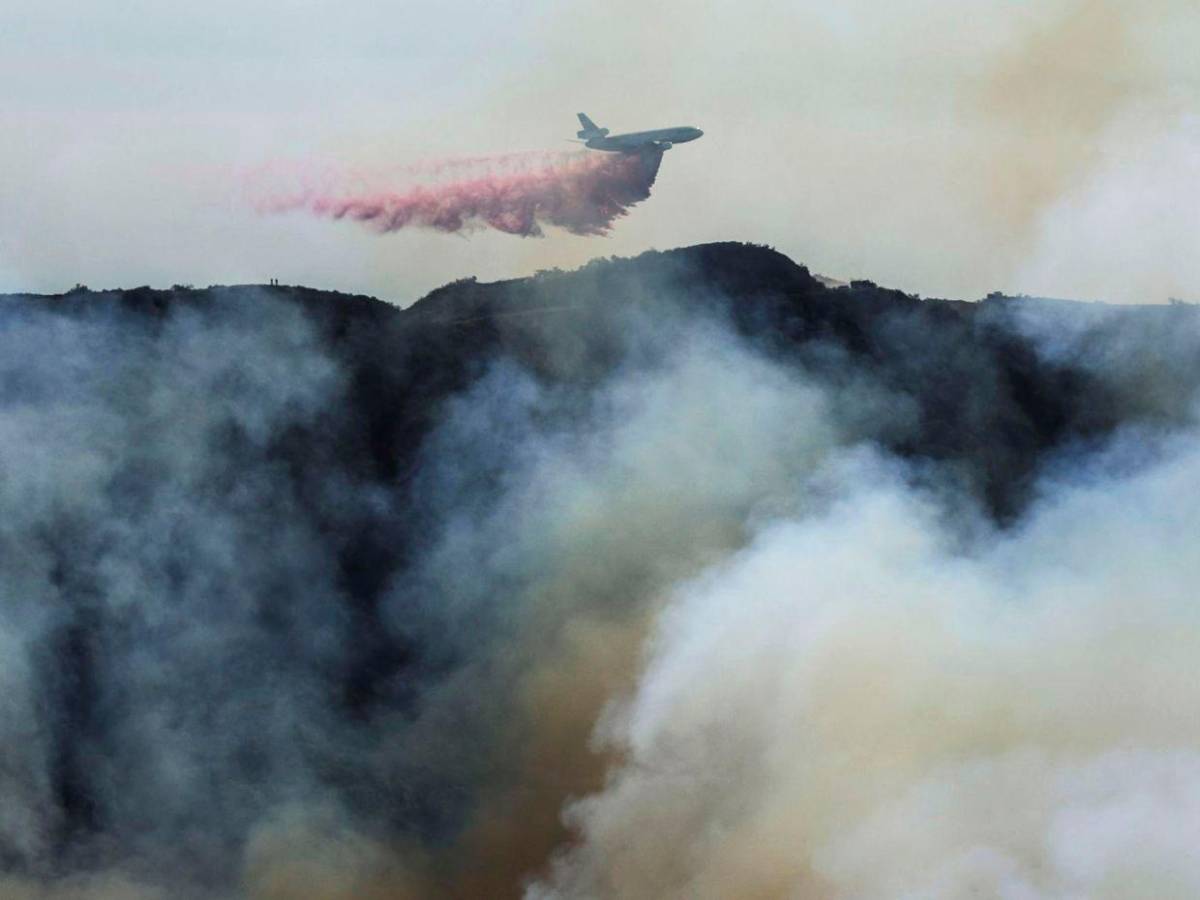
[254,149,664,237]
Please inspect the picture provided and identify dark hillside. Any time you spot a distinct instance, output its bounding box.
[1,242,1196,894]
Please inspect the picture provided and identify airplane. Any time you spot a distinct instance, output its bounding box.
[574,113,703,153]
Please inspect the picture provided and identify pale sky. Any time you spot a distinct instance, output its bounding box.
[2,0,1197,304]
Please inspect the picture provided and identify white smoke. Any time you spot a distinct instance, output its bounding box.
[1015,109,1200,304]
[531,421,1200,898]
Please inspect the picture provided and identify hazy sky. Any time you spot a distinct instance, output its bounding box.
[2,0,1197,304]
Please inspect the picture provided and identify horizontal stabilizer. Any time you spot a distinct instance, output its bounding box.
[576,112,609,139]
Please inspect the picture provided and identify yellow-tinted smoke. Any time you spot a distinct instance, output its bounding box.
[401,326,847,898]
[974,0,1140,234]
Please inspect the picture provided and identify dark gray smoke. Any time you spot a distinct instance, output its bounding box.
[0,246,1197,898]
[0,295,356,891]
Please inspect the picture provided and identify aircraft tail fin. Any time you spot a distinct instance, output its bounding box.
[576,113,608,139]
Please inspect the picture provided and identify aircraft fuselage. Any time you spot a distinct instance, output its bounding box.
[586,126,704,152]
[575,115,703,153]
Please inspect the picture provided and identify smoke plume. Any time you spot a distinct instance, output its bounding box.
[529,430,1200,898]
[252,149,664,237]
[1,245,1198,897]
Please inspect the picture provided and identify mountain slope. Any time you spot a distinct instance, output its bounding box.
[0,242,1197,896]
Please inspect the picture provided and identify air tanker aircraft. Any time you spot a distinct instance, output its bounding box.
[575,113,703,152]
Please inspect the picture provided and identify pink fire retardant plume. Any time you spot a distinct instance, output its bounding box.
[253,149,664,237]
